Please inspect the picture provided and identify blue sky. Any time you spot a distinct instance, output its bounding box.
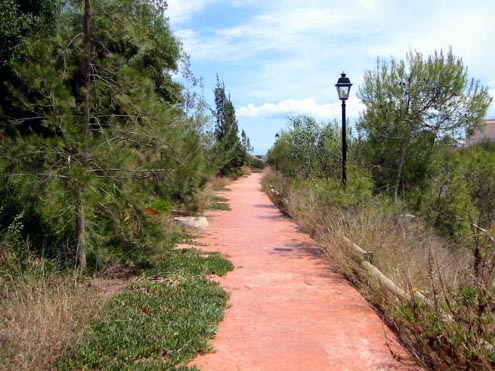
[167,0,495,154]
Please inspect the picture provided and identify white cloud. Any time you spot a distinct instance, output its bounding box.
[175,3,387,62]
[170,0,495,145]
[167,0,219,25]
[237,96,364,121]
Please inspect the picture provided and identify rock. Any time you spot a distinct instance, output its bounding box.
[174,216,209,229]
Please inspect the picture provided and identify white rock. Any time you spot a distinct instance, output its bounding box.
[174,216,209,229]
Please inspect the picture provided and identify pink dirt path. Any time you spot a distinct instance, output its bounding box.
[187,173,421,371]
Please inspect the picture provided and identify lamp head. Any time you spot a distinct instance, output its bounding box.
[335,72,352,100]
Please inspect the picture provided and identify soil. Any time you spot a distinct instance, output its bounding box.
[185,173,422,371]
[88,265,140,299]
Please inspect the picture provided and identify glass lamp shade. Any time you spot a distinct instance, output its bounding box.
[335,73,352,100]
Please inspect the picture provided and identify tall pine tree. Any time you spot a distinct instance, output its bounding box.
[213,76,246,176]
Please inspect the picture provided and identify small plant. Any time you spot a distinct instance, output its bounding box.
[207,202,231,211]
[210,177,231,192]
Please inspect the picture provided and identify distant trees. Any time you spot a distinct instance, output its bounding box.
[267,116,373,207]
[268,116,350,180]
[358,49,492,201]
[213,76,249,176]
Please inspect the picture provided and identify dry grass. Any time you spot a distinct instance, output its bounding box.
[319,206,470,297]
[240,165,252,176]
[209,176,231,191]
[0,273,110,371]
[264,170,470,301]
[193,177,232,213]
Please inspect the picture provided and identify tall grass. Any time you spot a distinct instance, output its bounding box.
[262,169,495,371]
[0,272,107,371]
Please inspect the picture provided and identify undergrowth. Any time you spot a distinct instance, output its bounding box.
[206,193,231,212]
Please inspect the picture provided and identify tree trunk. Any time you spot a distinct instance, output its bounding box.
[76,0,91,270]
[393,141,407,203]
[76,189,87,270]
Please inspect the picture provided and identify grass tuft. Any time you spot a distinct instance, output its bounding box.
[207,202,231,211]
[206,195,231,211]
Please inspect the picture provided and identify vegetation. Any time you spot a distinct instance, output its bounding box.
[55,248,233,371]
[0,270,106,371]
[265,48,494,371]
[213,76,251,177]
[0,0,214,272]
[207,195,231,211]
[248,155,266,172]
[358,48,491,202]
[0,0,253,269]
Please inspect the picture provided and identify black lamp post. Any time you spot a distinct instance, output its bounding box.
[335,72,352,187]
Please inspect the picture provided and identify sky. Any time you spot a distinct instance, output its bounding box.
[167,0,495,154]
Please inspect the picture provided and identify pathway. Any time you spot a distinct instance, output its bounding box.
[187,173,420,371]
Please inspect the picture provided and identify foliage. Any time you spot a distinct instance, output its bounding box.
[0,0,214,270]
[248,155,265,171]
[411,141,495,241]
[358,48,492,201]
[267,115,362,183]
[241,129,253,153]
[55,248,233,371]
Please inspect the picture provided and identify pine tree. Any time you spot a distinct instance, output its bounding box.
[358,49,492,201]
[213,77,246,176]
[0,0,212,270]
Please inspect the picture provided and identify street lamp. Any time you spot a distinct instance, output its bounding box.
[335,72,352,187]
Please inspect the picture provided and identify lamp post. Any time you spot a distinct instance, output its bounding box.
[335,72,352,187]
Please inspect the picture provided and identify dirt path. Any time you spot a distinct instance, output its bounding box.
[187,173,420,371]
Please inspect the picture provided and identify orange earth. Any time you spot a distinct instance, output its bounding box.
[186,173,421,371]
